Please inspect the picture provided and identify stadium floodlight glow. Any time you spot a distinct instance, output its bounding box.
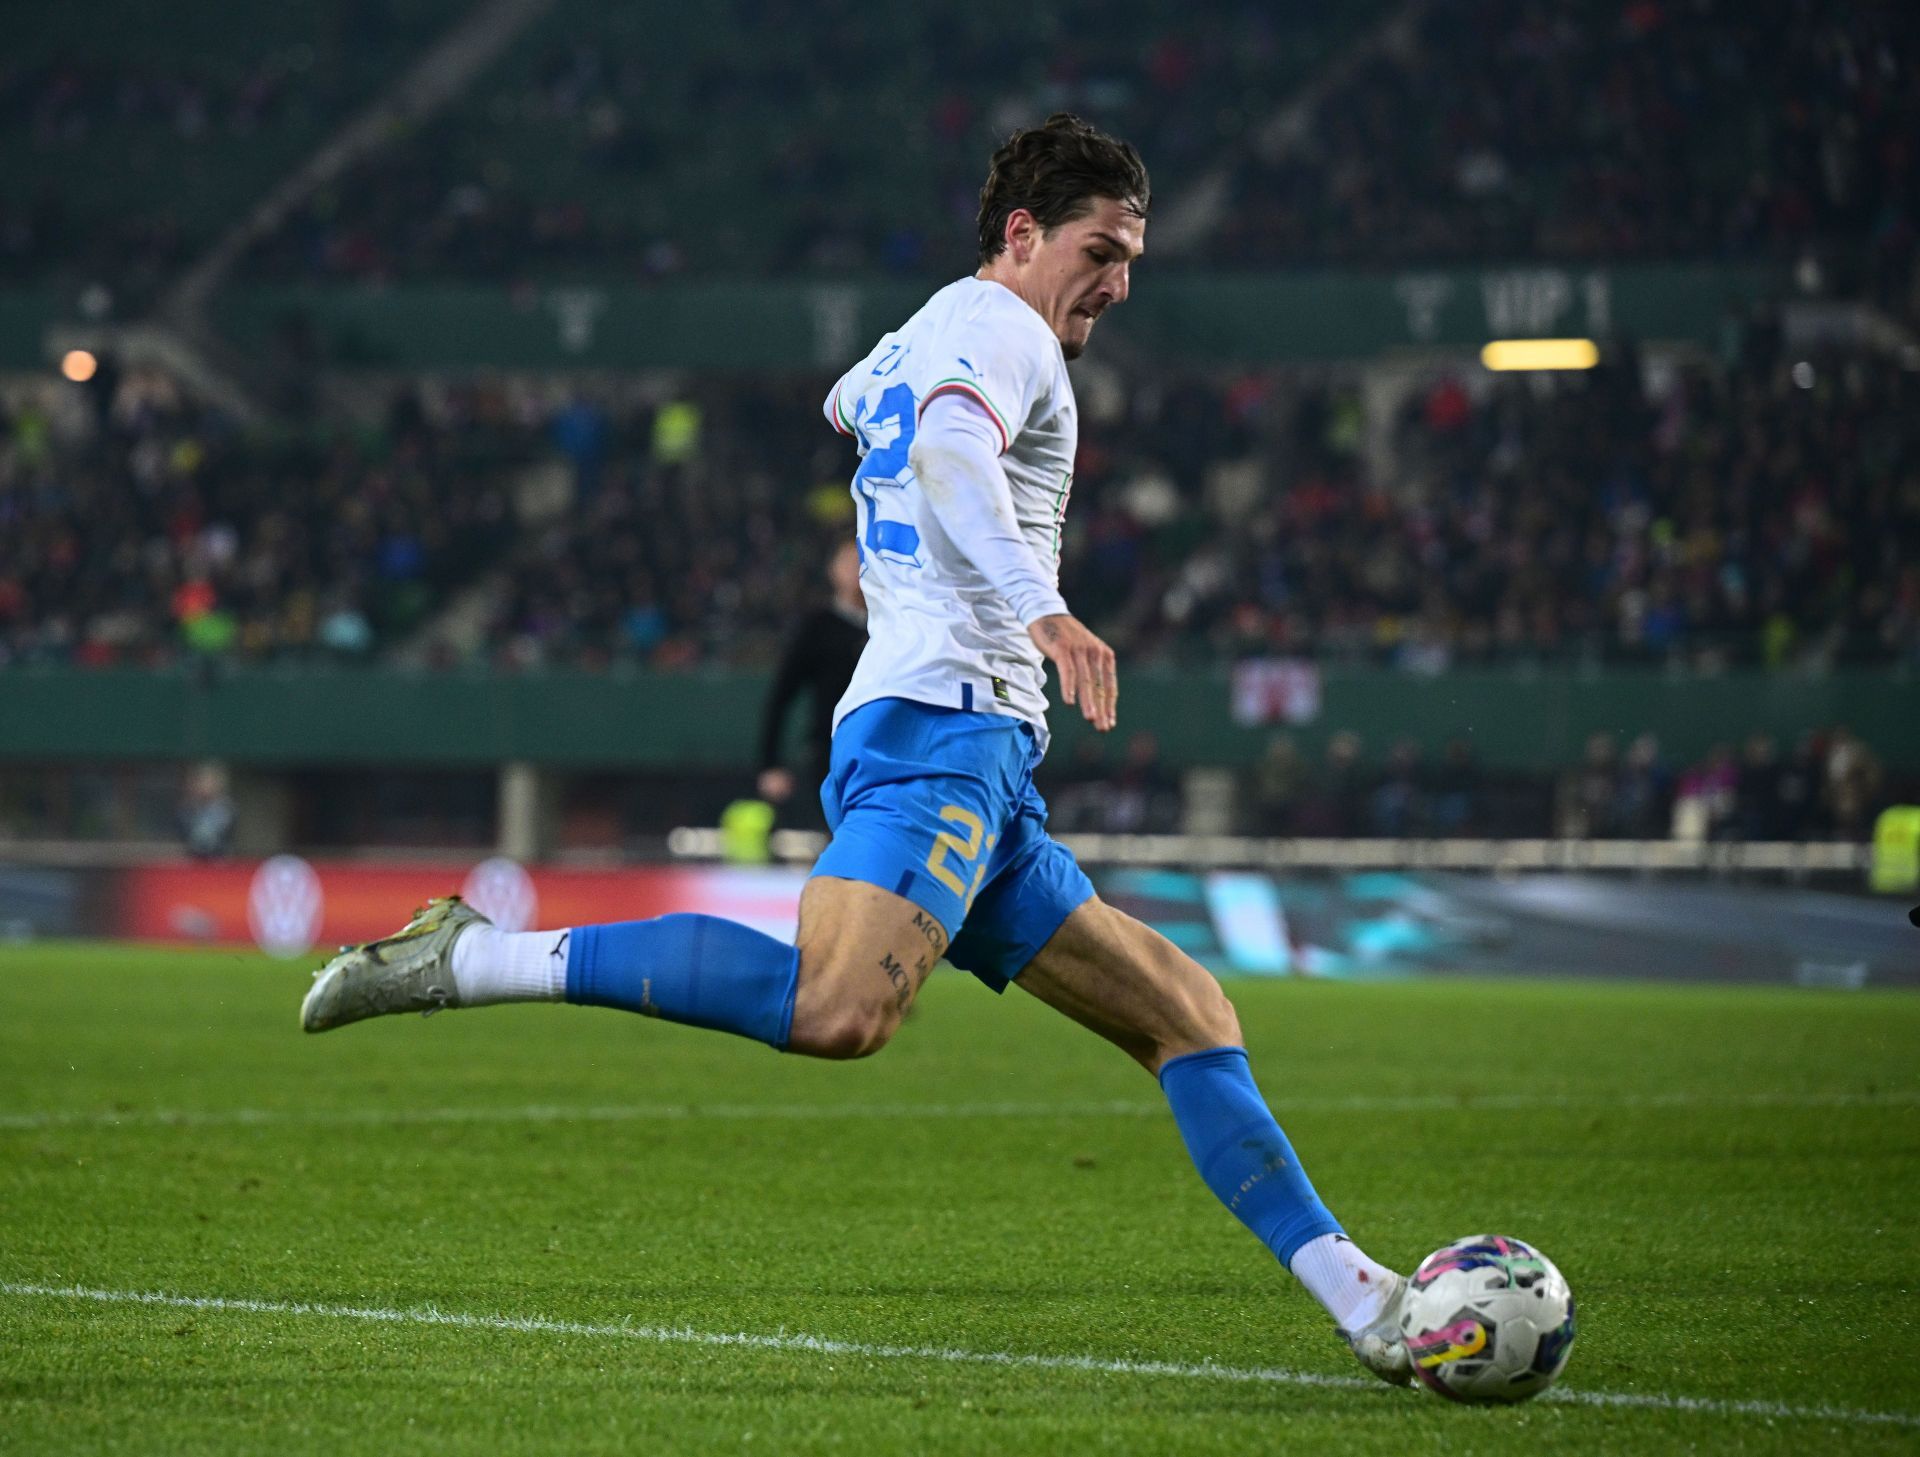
[1479,338,1600,372]
[60,349,99,383]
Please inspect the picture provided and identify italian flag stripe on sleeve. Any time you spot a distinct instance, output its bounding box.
[919,378,1011,454]
[831,386,855,437]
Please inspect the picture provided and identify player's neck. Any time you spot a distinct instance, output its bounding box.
[975,265,1046,325]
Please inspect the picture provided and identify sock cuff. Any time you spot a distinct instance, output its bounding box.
[1276,1214,1349,1269]
[1156,1044,1248,1088]
[564,924,597,1002]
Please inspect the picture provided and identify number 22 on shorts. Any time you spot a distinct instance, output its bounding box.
[925,805,995,910]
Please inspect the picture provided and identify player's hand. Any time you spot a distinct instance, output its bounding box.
[1028,613,1118,732]
[756,767,795,803]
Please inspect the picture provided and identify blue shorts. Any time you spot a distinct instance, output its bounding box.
[812,697,1096,992]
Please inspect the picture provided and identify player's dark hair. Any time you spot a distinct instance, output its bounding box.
[976,113,1150,265]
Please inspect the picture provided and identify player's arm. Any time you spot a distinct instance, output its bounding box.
[908,393,1117,731]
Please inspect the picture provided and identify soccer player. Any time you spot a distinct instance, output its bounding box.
[301,114,1413,1383]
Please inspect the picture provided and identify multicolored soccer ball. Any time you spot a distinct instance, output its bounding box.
[1400,1234,1575,1404]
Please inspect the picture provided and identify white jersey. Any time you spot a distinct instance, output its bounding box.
[822,276,1076,744]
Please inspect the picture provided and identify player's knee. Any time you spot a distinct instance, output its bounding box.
[791,998,900,1060]
[1152,964,1242,1063]
[1191,976,1241,1047]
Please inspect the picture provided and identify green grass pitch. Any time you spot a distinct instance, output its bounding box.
[2,940,1917,1455]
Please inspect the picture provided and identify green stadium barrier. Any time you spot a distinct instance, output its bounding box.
[0,265,1779,370]
[205,265,1775,369]
[0,666,1908,772]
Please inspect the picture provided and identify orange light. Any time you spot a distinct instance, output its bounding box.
[61,349,98,383]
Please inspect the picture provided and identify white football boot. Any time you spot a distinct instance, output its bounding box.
[300,896,490,1033]
[1340,1270,1413,1385]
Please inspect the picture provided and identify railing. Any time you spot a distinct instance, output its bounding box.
[665,829,1873,878]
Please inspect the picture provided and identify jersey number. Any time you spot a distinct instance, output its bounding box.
[925,804,995,909]
[852,382,924,567]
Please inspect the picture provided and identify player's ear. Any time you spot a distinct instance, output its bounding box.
[1004,209,1039,263]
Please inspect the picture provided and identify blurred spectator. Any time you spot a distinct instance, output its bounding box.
[1369,738,1427,837]
[1295,731,1368,836]
[755,539,866,823]
[1734,734,1784,841]
[1773,734,1826,840]
[1612,733,1671,839]
[178,762,234,858]
[1048,732,1182,834]
[1672,744,1740,841]
[1047,739,1113,833]
[1824,727,1885,841]
[1099,732,1182,834]
[1558,733,1620,839]
[1248,732,1307,835]
[1427,736,1483,835]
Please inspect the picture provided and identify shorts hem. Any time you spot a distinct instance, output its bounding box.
[807,851,963,943]
[950,884,1095,994]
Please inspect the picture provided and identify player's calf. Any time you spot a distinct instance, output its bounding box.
[1020,899,1411,1380]
[1018,897,1240,1073]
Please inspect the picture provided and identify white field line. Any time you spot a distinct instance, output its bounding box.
[0,1088,1916,1133]
[2,1280,1914,1431]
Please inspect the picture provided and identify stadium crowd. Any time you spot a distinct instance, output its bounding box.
[4,341,1916,674]
[0,4,461,294]
[221,0,1916,303]
[1218,0,1918,305]
[0,372,523,667]
[1231,722,1890,843]
[1062,343,1920,672]
[239,0,1359,284]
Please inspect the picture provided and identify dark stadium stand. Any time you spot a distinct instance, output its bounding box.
[3,2,1912,304]
[1217,0,1918,299]
[236,0,1387,283]
[211,0,1920,298]
[0,0,469,298]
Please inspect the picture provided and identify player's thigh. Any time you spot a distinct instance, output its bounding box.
[1016,895,1240,1073]
[790,875,948,1057]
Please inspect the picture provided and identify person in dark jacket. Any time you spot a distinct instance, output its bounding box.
[756,539,867,820]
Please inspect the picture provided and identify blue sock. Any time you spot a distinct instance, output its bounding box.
[564,915,799,1050]
[1159,1046,1344,1265]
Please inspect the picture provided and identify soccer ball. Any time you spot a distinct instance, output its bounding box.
[1400,1234,1575,1404]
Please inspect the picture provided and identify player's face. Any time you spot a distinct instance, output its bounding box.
[1026,198,1145,360]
